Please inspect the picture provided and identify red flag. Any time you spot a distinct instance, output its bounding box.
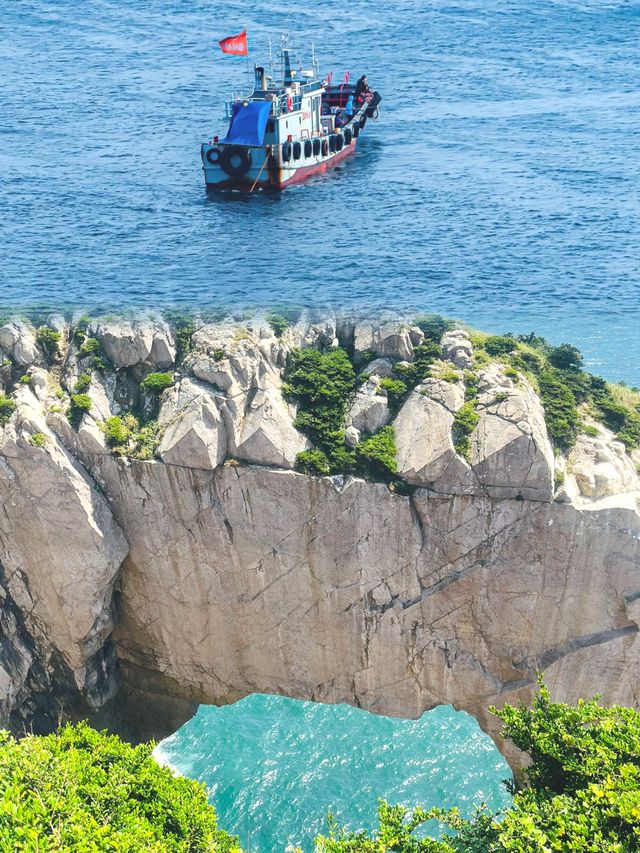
[218,30,248,55]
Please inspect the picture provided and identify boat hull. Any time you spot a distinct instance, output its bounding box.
[202,137,358,191]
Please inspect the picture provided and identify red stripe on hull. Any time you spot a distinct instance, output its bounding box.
[205,141,357,192]
[278,141,356,188]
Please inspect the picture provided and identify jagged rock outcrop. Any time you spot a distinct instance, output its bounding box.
[0,314,638,777]
[92,318,176,369]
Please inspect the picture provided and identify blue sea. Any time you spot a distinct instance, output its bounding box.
[2,0,640,382]
[2,1,639,848]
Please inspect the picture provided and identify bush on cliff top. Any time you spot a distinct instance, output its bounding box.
[355,425,398,480]
[284,347,356,473]
[310,682,640,852]
[0,722,242,852]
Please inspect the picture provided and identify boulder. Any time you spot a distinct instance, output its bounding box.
[394,379,467,487]
[0,322,39,367]
[230,387,310,469]
[360,358,395,379]
[353,320,414,361]
[470,369,554,502]
[93,319,176,369]
[569,435,640,499]
[441,329,473,368]
[347,378,391,435]
[159,394,226,471]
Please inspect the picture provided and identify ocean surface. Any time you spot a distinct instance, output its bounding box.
[156,695,512,852]
[2,0,640,382]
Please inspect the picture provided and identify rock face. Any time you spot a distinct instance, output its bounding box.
[0,314,638,778]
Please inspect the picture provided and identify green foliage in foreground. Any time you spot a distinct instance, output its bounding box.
[311,683,640,852]
[0,722,242,852]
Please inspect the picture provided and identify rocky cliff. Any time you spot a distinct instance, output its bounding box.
[0,312,638,771]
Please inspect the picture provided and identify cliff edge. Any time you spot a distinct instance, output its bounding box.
[0,311,638,771]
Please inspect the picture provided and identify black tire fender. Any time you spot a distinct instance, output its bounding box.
[219,146,252,177]
[281,141,292,163]
[205,147,221,165]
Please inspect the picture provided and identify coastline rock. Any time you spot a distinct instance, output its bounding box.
[394,378,466,487]
[93,319,176,369]
[441,329,473,368]
[353,320,414,361]
[470,369,554,502]
[347,378,391,435]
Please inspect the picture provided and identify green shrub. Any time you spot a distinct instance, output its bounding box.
[79,336,101,356]
[356,426,397,479]
[483,334,516,356]
[28,432,46,448]
[538,370,580,448]
[0,722,242,852]
[493,391,509,404]
[515,348,545,375]
[414,314,453,343]
[71,393,92,412]
[554,469,565,489]
[548,342,584,372]
[285,348,356,470]
[440,369,460,384]
[0,395,17,425]
[393,342,440,388]
[379,377,408,411]
[212,348,226,361]
[296,449,331,476]
[267,311,292,338]
[175,317,196,362]
[582,424,599,438]
[19,374,30,384]
[140,372,174,394]
[504,366,519,381]
[36,326,60,359]
[315,682,640,852]
[617,412,640,450]
[598,399,630,432]
[74,372,92,392]
[452,402,479,461]
[104,415,131,447]
[132,420,160,460]
[67,393,92,428]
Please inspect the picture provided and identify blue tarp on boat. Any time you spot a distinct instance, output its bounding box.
[223,101,272,146]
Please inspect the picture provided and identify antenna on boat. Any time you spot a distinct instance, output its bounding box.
[268,37,274,81]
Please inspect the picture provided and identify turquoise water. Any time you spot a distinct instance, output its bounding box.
[157,695,512,852]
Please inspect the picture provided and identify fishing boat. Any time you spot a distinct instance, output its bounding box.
[201,35,382,190]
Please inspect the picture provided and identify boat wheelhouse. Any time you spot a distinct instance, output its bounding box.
[201,37,381,190]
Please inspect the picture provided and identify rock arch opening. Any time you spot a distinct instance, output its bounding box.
[154,693,512,853]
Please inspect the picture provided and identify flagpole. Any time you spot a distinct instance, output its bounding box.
[244,24,250,92]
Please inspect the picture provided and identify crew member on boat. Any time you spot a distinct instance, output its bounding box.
[354,75,372,106]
